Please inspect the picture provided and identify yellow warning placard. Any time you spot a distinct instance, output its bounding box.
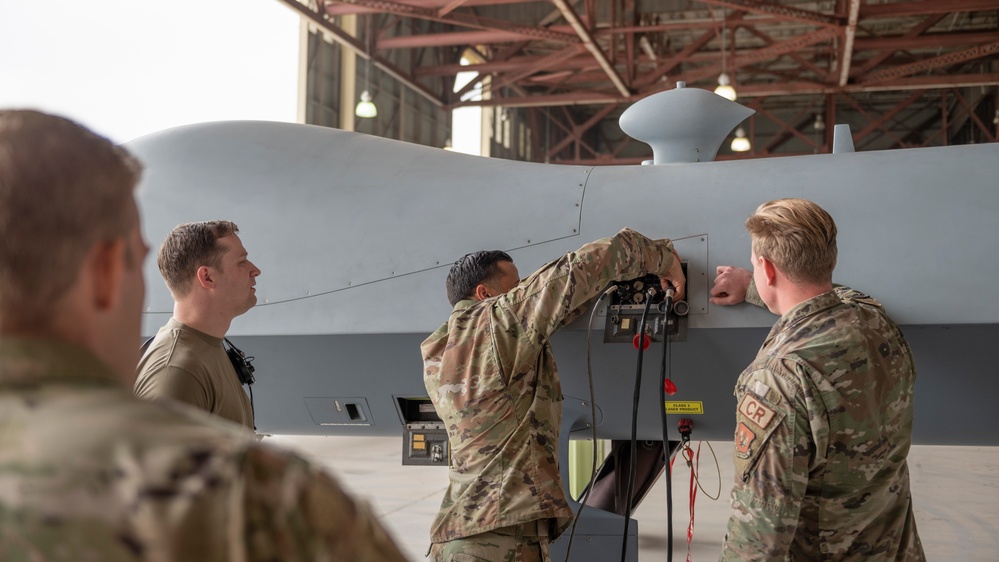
[664,401,704,414]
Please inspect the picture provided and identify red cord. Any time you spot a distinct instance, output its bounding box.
[670,442,703,561]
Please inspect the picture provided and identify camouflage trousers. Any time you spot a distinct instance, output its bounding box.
[428,520,552,562]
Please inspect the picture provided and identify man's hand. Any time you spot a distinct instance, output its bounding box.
[710,266,752,305]
[660,248,686,301]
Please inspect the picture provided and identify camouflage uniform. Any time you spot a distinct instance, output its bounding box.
[422,228,679,559]
[135,318,254,429]
[720,286,925,561]
[0,338,409,562]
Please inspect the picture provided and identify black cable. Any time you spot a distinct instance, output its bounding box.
[247,383,256,431]
[621,292,655,562]
[658,289,675,562]
[225,338,257,431]
[562,286,618,562]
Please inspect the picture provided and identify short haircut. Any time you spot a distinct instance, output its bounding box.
[0,110,141,328]
[446,250,513,306]
[746,198,837,284]
[157,221,240,298]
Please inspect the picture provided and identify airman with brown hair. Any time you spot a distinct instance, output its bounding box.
[135,220,261,428]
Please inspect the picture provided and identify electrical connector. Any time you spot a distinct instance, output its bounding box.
[678,418,694,441]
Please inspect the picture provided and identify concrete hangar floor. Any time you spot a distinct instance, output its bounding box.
[267,435,999,561]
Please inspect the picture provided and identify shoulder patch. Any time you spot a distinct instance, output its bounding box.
[735,422,756,458]
[738,393,776,430]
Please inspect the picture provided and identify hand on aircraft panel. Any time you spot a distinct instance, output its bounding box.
[710,265,752,305]
[660,248,686,301]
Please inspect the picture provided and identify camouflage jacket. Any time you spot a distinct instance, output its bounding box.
[0,338,409,562]
[720,287,925,561]
[422,228,677,543]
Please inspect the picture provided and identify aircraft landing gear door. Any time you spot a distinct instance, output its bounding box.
[397,397,449,466]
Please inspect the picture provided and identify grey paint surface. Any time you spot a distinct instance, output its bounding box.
[232,324,999,446]
[128,118,999,446]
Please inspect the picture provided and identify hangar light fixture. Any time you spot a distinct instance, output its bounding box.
[355,17,377,119]
[714,21,737,101]
[731,127,751,152]
[355,90,377,119]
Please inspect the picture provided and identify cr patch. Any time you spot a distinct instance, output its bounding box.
[738,393,776,429]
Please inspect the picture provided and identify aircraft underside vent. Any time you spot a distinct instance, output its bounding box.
[304,397,372,426]
[397,397,449,466]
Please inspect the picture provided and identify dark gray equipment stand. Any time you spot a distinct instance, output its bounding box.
[551,399,639,562]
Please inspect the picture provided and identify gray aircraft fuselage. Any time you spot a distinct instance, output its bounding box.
[129,111,999,448]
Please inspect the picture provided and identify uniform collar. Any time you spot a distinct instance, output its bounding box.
[452,299,478,313]
[167,317,224,347]
[763,290,841,347]
[0,337,122,387]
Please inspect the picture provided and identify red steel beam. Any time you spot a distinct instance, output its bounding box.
[666,26,841,88]
[760,108,816,154]
[416,55,596,77]
[698,0,841,27]
[277,0,444,106]
[385,27,999,54]
[327,0,541,13]
[861,40,999,84]
[447,73,999,108]
[546,103,620,157]
[851,14,945,78]
[838,0,860,87]
[853,32,999,52]
[849,89,925,143]
[951,89,997,142]
[487,46,587,93]
[456,91,628,108]
[552,0,631,96]
[437,0,468,17]
[634,28,718,88]
[327,0,580,43]
[860,0,999,18]
[752,103,820,151]
[596,16,771,35]
[378,30,541,49]
[741,25,831,82]
[735,73,999,96]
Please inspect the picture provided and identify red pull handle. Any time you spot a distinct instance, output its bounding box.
[664,379,678,395]
[633,333,651,350]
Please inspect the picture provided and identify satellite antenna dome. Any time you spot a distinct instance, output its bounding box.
[619,82,755,164]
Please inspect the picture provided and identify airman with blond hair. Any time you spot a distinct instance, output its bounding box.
[711,198,925,560]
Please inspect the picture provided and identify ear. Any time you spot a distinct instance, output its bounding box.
[196,265,215,289]
[92,238,126,311]
[759,256,778,287]
[473,283,492,301]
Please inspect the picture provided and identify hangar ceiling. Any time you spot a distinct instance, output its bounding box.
[279,0,999,163]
